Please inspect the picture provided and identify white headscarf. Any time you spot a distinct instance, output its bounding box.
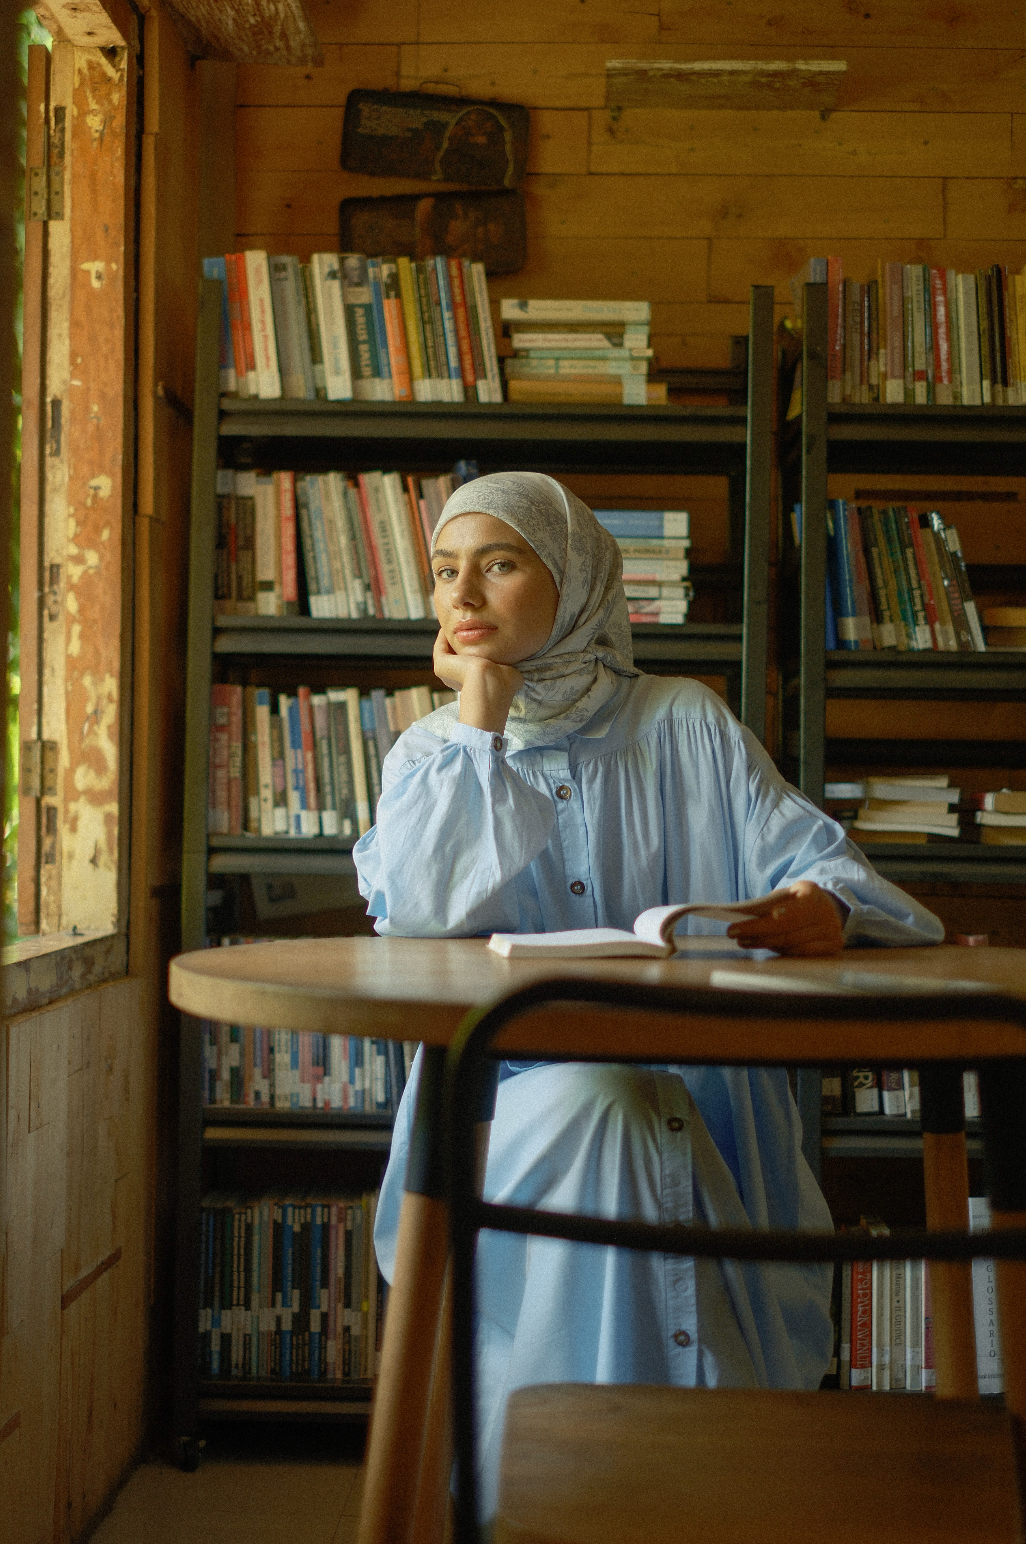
[423,471,639,749]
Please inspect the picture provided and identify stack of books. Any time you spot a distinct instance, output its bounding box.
[207,683,455,841]
[204,251,503,403]
[790,256,1026,405]
[983,606,1026,648]
[969,788,1026,846]
[499,298,665,405]
[795,499,986,651]
[198,1190,383,1382]
[594,507,692,623]
[850,774,960,844]
[214,463,477,622]
[202,1020,417,1114]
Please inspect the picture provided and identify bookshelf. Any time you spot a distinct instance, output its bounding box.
[779,281,1026,888]
[172,280,777,1460]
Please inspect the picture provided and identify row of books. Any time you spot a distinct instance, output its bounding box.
[499,296,664,407]
[214,467,696,626]
[204,251,503,403]
[821,1064,982,1119]
[208,684,453,840]
[202,1023,417,1113]
[791,257,1026,406]
[796,500,986,652]
[198,1191,383,1383]
[829,1202,1002,1394]
[215,463,475,623]
[827,775,1026,846]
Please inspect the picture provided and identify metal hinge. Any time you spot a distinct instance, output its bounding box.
[20,740,59,799]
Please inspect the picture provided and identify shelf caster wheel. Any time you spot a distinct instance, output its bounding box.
[179,1436,204,1472]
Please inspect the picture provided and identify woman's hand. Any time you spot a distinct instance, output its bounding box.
[726,880,846,957]
[433,630,524,735]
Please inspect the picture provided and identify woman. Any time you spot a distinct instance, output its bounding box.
[353,472,942,1515]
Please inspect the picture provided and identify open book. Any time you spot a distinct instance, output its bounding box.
[487,900,762,960]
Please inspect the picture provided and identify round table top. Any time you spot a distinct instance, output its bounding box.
[168,937,1026,1065]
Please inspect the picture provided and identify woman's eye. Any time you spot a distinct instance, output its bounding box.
[433,567,456,581]
[489,560,514,574]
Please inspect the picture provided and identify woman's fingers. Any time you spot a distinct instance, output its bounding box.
[728,881,845,957]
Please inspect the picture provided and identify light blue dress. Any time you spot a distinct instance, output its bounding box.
[354,675,943,1516]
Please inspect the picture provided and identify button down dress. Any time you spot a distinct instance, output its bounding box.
[354,674,944,1516]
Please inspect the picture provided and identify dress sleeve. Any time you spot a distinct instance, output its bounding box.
[352,722,556,936]
[736,725,944,947]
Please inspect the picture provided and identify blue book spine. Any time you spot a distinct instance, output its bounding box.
[290,1031,300,1110]
[285,696,307,835]
[202,256,236,391]
[370,686,395,764]
[824,567,839,650]
[309,1205,322,1378]
[434,256,465,394]
[593,511,689,539]
[365,258,393,390]
[826,499,858,651]
[351,1035,364,1113]
[303,475,335,601]
[281,1203,294,1378]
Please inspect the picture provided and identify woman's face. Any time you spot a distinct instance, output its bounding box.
[432,512,559,664]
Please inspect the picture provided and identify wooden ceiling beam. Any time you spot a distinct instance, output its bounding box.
[159,0,323,65]
[605,59,847,112]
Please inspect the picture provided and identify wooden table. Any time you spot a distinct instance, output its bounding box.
[170,938,1026,1544]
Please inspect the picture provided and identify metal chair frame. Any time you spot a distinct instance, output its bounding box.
[443,978,1026,1544]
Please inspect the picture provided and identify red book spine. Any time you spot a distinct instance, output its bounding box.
[404,473,433,595]
[296,686,320,822]
[850,1257,873,1388]
[447,257,478,390]
[209,684,231,834]
[930,266,952,403]
[276,470,299,609]
[223,255,250,397]
[227,683,244,836]
[354,475,386,615]
[906,506,941,647]
[229,253,257,385]
[827,255,844,404]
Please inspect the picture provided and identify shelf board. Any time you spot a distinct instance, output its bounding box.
[822,1131,985,1160]
[212,615,745,667]
[826,402,1026,444]
[207,850,358,877]
[209,834,354,853]
[854,845,1026,885]
[203,1121,392,1151]
[821,651,1026,697]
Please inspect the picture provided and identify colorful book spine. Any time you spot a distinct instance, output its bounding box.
[244,249,282,399]
[310,252,354,401]
[379,258,413,401]
[396,254,430,402]
[434,255,466,402]
[202,256,237,394]
[365,257,394,400]
[340,253,382,400]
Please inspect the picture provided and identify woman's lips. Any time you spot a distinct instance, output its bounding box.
[454,623,497,642]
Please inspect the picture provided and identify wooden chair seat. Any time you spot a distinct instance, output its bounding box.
[494,1384,1024,1544]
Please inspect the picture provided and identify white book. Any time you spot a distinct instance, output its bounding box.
[382,471,427,620]
[969,1196,1004,1395]
[472,261,503,403]
[253,473,279,616]
[489,899,763,959]
[500,297,651,324]
[871,1257,891,1390]
[315,474,352,619]
[852,819,959,838]
[244,249,282,398]
[360,471,409,619]
[889,1257,907,1390]
[905,1258,923,1391]
[963,1070,981,1119]
[976,810,1026,827]
[866,777,957,801]
[957,272,983,405]
[323,472,360,617]
[310,253,354,401]
[860,803,959,827]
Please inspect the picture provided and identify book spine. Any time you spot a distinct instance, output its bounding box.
[906,510,944,649]
[253,473,279,616]
[299,261,327,397]
[359,472,409,618]
[859,507,899,647]
[315,473,351,619]
[279,693,306,835]
[883,261,904,403]
[943,524,986,650]
[842,278,858,403]
[227,252,258,395]
[867,277,879,400]
[826,500,858,650]
[1005,265,1022,405]
[269,253,308,399]
[991,265,1007,404]
[244,249,282,398]
[232,471,257,615]
[379,257,413,401]
[360,698,383,815]
[289,256,317,398]
[905,1258,923,1391]
[404,472,435,602]
[326,691,358,841]
[342,687,372,836]
[365,257,394,400]
[203,256,238,394]
[382,471,427,620]
[461,258,489,402]
[416,259,443,399]
[214,468,235,616]
[222,254,250,396]
[902,265,915,403]
[921,265,935,403]
[472,261,503,403]
[371,686,396,765]
[254,688,275,837]
[958,273,982,405]
[925,513,975,651]
[842,503,875,649]
[930,266,952,405]
[311,253,354,401]
[970,1196,1004,1395]
[850,1257,873,1389]
[447,256,478,394]
[340,477,374,616]
[1015,272,1026,406]
[351,476,387,616]
[296,686,322,835]
[293,475,323,617]
[826,255,843,404]
[977,268,993,403]
[947,267,962,404]
[910,266,928,403]
[341,253,382,400]
[889,1252,907,1390]
[311,693,339,836]
[269,711,289,833]
[243,684,260,834]
[423,258,452,400]
[276,470,299,614]
[894,507,933,649]
[304,474,338,618]
[434,255,466,401]
[227,684,244,835]
[208,684,231,834]
[396,254,429,401]
[879,507,917,649]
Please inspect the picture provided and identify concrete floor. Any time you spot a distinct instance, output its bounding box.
[89,1426,366,1544]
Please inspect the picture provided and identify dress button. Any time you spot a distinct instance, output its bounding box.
[666,1116,684,1133]
[569,880,586,896]
[555,784,572,801]
[491,735,503,752]
[673,1329,692,1348]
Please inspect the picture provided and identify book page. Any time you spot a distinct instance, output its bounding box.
[633,899,764,950]
[487,928,665,959]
